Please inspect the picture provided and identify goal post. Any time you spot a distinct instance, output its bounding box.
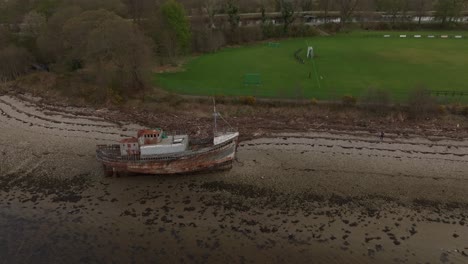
[267,42,280,48]
[307,46,314,59]
[243,73,262,86]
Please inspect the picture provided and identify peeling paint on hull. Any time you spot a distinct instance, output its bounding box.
[96,137,238,175]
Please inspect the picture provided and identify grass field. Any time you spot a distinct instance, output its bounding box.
[155,31,468,102]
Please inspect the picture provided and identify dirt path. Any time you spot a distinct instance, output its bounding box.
[1,94,468,263]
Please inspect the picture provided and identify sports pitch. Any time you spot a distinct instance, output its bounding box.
[155,31,468,102]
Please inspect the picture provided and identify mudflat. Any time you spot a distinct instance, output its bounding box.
[1,94,468,263]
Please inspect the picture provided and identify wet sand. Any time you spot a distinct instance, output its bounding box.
[1,94,468,263]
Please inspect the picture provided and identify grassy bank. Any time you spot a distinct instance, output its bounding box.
[155,31,468,103]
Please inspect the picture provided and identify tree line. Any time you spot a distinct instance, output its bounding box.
[0,0,467,103]
[0,0,193,102]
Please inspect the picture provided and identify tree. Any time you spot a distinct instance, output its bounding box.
[411,0,432,25]
[336,0,360,26]
[0,0,31,23]
[203,0,221,28]
[319,0,333,22]
[37,6,83,64]
[0,27,11,48]
[86,18,152,92]
[68,0,126,14]
[160,0,192,54]
[123,0,155,24]
[377,0,408,24]
[61,9,120,67]
[0,45,32,82]
[279,0,295,34]
[261,4,267,25]
[226,0,240,32]
[20,11,47,38]
[34,0,63,20]
[435,0,467,25]
[299,0,313,11]
[0,20,32,82]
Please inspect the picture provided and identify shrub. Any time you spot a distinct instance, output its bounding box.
[163,93,185,106]
[342,95,357,107]
[107,86,124,105]
[239,96,256,105]
[214,94,226,104]
[407,87,437,118]
[191,28,226,53]
[462,106,468,117]
[437,105,447,115]
[319,23,341,33]
[361,87,391,113]
[288,24,319,38]
[262,23,283,39]
[262,24,317,39]
[446,104,461,114]
[311,98,318,105]
[239,26,263,43]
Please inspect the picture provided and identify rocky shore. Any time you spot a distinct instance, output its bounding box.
[1,94,468,263]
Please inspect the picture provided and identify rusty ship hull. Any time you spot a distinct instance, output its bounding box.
[96,136,238,176]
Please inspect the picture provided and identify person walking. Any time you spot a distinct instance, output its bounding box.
[380,131,385,141]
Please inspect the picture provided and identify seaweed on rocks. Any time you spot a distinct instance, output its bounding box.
[0,172,90,203]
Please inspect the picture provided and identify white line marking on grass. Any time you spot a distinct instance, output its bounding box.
[311,59,322,90]
[306,39,322,90]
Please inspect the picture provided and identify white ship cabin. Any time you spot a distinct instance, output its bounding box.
[119,138,139,156]
[137,129,189,156]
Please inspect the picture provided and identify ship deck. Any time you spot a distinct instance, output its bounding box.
[96,136,236,163]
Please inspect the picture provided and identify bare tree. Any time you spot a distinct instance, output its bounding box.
[0,0,31,24]
[377,0,408,24]
[279,0,295,34]
[68,0,126,14]
[123,0,155,25]
[318,0,332,22]
[61,9,120,66]
[203,0,221,28]
[411,0,432,24]
[336,0,360,26]
[226,0,240,32]
[300,0,313,11]
[435,0,467,25]
[0,27,10,48]
[0,45,31,82]
[86,18,152,92]
[20,11,47,38]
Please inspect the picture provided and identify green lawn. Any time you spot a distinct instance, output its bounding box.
[155,31,468,102]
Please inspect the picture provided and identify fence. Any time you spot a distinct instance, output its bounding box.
[430,90,468,97]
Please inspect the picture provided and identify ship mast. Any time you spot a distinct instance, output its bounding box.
[212,98,235,138]
[213,97,217,137]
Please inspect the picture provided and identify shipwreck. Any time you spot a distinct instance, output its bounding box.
[96,102,239,176]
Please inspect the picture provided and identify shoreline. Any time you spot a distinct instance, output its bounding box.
[1,93,467,204]
[1,93,468,263]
